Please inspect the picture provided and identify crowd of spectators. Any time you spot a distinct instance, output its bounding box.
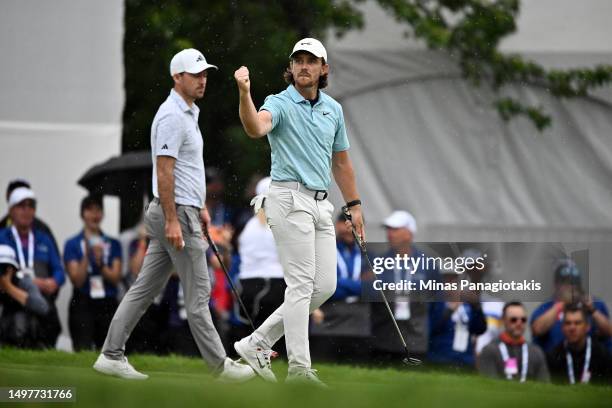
[1,175,611,386]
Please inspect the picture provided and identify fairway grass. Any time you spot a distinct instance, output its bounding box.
[0,348,610,408]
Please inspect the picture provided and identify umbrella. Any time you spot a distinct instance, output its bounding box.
[78,151,152,197]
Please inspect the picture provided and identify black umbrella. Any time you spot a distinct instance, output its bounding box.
[78,151,152,197]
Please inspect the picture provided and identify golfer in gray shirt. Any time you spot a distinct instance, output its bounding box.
[93,49,255,382]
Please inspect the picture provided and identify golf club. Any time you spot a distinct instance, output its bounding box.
[203,227,257,332]
[342,206,422,366]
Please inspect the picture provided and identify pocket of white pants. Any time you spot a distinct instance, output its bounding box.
[266,188,294,228]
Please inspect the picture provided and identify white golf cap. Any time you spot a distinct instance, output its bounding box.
[170,48,218,76]
[289,38,328,63]
[8,187,36,208]
[255,177,272,196]
[383,210,417,234]
[0,245,19,269]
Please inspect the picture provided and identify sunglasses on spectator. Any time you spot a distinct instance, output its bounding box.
[509,317,527,323]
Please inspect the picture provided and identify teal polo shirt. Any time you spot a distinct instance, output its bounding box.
[259,85,350,191]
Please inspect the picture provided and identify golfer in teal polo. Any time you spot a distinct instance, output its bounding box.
[233,38,365,386]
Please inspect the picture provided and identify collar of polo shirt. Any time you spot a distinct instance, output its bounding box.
[287,85,321,105]
[170,88,198,113]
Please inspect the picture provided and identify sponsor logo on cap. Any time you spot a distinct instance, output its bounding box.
[196,55,204,62]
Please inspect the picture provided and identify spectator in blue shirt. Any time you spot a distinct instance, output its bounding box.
[331,212,362,301]
[428,268,487,367]
[531,260,611,353]
[0,187,64,348]
[64,195,122,351]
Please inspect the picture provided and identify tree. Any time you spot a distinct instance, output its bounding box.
[374,0,612,130]
[121,0,363,226]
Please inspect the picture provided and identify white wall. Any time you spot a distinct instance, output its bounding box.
[0,0,125,350]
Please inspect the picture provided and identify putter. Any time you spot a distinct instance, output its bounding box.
[342,206,422,366]
[203,228,257,332]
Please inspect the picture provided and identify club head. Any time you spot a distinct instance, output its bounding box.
[402,356,423,366]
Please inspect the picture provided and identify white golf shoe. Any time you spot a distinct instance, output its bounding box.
[93,353,148,380]
[234,337,278,382]
[286,369,328,388]
[218,358,257,383]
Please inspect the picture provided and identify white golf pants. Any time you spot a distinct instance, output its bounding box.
[248,184,337,373]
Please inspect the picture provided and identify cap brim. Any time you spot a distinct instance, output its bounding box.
[0,258,18,269]
[184,62,218,74]
[382,216,403,228]
[9,195,36,208]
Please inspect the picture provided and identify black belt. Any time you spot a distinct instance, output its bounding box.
[270,181,328,201]
[151,197,200,210]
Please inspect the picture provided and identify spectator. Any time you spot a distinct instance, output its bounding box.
[0,245,50,347]
[478,302,550,382]
[547,303,612,385]
[427,267,487,367]
[0,187,64,348]
[370,210,439,362]
[310,212,370,363]
[63,195,122,351]
[0,179,59,253]
[531,260,611,352]
[331,212,362,302]
[205,167,234,227]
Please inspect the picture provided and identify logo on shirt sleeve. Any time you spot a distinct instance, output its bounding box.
[161,144,169,150]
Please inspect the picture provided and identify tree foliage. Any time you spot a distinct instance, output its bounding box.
[375,0,612,130]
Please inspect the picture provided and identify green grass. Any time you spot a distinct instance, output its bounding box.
[0,348,610,408]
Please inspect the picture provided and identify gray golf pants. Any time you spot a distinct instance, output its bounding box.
[102,199,226,370]
[249,184,337,373]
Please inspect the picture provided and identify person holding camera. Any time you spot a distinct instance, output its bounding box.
[63,195,122,351]
[531,260,611,353]
[0,245,50,347]
[0,187,64,348]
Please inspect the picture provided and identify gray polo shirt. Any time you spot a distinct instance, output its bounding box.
[151,89,205,208]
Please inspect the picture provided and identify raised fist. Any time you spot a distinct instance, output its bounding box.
[234,66,251,93]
